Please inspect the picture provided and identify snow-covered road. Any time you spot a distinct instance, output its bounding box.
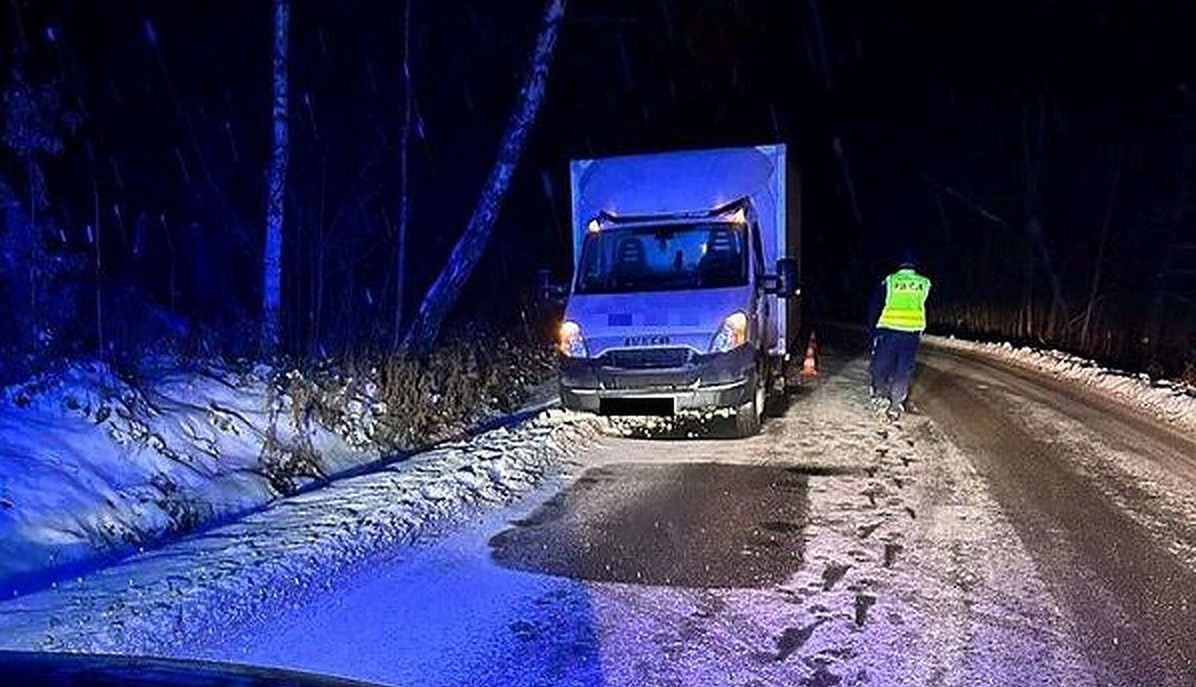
[918,348,1196,686]
[2,337,1193,686]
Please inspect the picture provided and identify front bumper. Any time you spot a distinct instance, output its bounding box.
[558,345,756,414]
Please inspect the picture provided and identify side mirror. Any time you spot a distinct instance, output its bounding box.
[535,269,569,305]
[763,258,800,297]
[776,258,799,297]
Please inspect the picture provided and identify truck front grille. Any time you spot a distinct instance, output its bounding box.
[602,347,692,370]
[604,373,691,390]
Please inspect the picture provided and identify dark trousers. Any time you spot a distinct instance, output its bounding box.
[870,329,920,404]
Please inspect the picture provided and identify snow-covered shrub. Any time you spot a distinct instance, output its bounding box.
[285,324,555,453]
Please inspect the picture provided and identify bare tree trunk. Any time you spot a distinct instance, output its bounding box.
[392,0,413,350]
[801,0,863,229]
[92,183,104,358]
[262,0,290,354]
[401,0,566,355]
[25,160,40,348]
[1020,93,1068,338]
[1144,160,1185,367]
[1021,245,1033,339]
[1080,150,1121,347]
[831,134,863,228]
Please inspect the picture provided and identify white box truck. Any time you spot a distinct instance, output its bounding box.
[555,144,801,436]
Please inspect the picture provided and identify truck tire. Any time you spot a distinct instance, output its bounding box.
[734,372,765,438]
[764,358,790,417]
[764,382,788,417]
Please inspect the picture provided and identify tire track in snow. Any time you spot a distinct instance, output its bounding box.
[919,349,1196,687]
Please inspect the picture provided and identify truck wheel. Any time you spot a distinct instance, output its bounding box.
[734,373,764,438]
[764,359,790,417]
[764,378,789,417]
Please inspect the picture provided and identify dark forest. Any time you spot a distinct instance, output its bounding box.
[1,0,1193,377]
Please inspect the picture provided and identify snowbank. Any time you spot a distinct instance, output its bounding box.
[0,409,603,654]
[0,359,389,593]
[924,335,1196,434]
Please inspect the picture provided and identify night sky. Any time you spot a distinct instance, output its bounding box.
[1,0,1192,371]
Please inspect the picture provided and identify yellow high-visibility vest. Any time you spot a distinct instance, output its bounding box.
[877,268,931,332]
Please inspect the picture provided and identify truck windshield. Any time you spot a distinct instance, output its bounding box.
[575,222,748,294]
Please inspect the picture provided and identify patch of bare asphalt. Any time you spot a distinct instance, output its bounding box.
[490,462,813,588]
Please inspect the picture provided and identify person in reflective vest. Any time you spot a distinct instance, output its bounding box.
[867,257,932,419]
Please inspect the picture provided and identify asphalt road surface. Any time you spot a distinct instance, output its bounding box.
[199,339,1196,687]
[917,347,1196,687]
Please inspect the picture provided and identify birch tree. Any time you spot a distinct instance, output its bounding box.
[392,0,413,349]
[262,0,290,353]
[401,0,566,355]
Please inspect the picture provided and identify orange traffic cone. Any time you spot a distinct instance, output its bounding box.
[800,332,819,377]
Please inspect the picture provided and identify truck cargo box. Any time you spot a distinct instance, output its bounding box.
[569,144,800,355]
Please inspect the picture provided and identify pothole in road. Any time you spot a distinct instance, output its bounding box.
[490,463,811,588]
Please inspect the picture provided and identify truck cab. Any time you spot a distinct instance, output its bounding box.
[556,145,800,436]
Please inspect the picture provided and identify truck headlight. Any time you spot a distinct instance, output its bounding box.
[558,320,588,357]
[709,311,748,353]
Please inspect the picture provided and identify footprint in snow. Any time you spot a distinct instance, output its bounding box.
[847,549,872,563]
[755,620,824,663]
[508,619,541,641]
[821,563,851,591]
[853,593,877,626]
[856,521,884,539]
[800,665,844,687]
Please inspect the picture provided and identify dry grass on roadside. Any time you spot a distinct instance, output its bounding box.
[286,326,556,454]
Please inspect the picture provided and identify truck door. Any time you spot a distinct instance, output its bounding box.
[750,222,774,352]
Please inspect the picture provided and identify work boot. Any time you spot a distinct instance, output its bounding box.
[869,387,887,410]
[870,395,887,413]
[885,400,904,421]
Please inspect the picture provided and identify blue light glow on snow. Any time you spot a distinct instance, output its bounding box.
[198,498,606,687]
